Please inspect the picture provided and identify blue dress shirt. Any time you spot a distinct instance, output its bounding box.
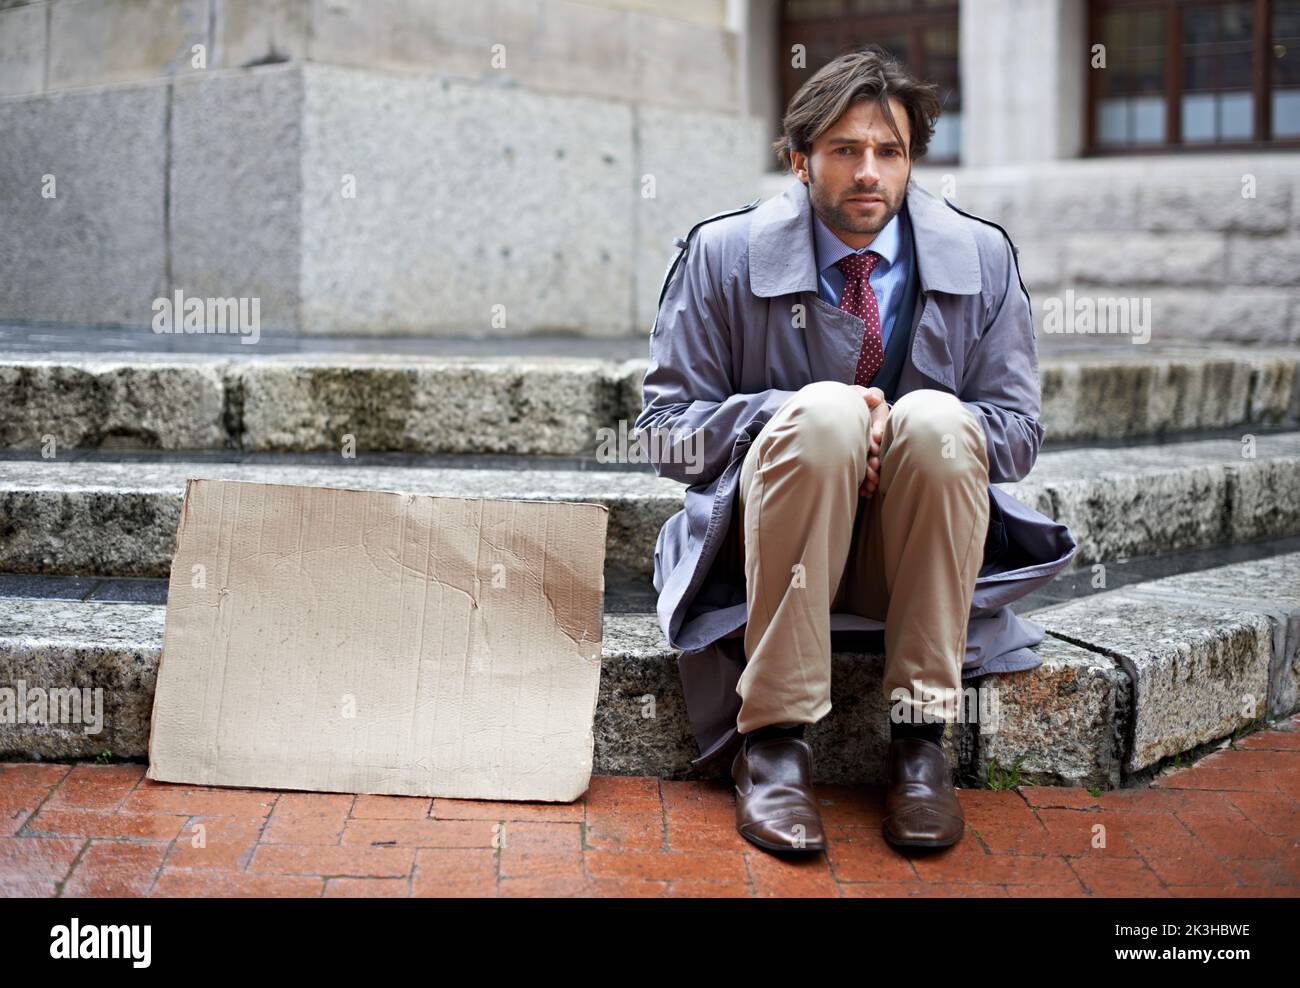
[813,207,912,352]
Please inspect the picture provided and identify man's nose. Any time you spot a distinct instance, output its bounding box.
[854,152,882,185]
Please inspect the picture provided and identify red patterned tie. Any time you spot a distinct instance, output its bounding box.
[836,251,884,387]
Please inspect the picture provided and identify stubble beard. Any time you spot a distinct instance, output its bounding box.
[806,159,905,238]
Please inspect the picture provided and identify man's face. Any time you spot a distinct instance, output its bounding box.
[792,96,912,250]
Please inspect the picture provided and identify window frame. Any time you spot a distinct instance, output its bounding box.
[1085,0,1300,155]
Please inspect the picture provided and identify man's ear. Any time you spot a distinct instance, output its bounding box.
[791,150,809,185]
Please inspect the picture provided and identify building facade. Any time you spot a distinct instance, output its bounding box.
[1,0,1297,343]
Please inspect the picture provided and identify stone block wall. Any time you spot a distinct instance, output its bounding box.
[909,156,1300,347]
[0,0,764,336]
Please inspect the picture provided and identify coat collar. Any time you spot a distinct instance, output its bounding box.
[749,175,982,298]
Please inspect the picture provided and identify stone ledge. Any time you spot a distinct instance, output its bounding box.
[2,432,1299,580]
[967,635,1130,790]
[2,349,1297,453]
[1025,595,1274,775]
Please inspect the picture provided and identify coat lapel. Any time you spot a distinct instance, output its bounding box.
[749,177,983,394]
[748,176,982,298]
[901,178,983,295]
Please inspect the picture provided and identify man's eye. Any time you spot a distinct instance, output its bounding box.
[836,147,855,154]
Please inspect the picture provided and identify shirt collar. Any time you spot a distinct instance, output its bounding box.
[813,207,903,275]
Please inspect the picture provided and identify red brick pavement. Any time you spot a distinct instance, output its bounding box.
[3,716,1298,898]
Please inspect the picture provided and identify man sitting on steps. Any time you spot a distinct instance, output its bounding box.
[637,45,1074,855]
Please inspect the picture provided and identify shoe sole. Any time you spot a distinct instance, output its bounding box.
[737,826,826,854]
[882,828,964,849]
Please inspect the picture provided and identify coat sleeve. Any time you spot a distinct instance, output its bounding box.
[635,231,799,488]
[958,233,1044,484]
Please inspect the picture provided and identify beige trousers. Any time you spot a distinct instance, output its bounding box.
[735,382,990,733]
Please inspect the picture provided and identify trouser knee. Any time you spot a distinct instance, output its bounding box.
[751,381,870,477]
[887,389,988,480]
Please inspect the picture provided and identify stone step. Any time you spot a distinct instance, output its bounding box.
[0,457,670,579]
[2,346,1297,454]
[2,431,1299,579]
[2,549,1296,787]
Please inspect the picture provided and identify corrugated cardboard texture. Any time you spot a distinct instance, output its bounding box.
[146,478,608,802]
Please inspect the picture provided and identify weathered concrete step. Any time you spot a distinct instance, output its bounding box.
[0,459,672,579]
[7,532,1300,617]
[2,347,1297,453]
[1003,551,1300,782]
[0,354,625,455]
[2,550,1296,787]
[2,432,1300,580]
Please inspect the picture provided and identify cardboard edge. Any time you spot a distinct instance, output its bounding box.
[186,478,615,515]
[146,476,201,781]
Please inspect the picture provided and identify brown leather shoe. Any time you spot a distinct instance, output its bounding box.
[882,737,965,848]
[732,736,826,853]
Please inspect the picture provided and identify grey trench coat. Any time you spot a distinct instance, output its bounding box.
[634,176,1079,767]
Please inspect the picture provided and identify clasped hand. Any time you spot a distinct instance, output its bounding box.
[851,385,890,498]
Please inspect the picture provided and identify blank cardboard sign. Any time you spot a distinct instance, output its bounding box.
[147,478,608,802]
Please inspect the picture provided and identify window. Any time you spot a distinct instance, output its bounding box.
[777,0,962,164]
[1088,0,1300,152]
[1277,0,1300,135]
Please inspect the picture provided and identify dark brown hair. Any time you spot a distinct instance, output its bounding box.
[771,45,942,169]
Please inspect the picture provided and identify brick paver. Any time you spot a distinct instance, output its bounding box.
[2,716,1297,898]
